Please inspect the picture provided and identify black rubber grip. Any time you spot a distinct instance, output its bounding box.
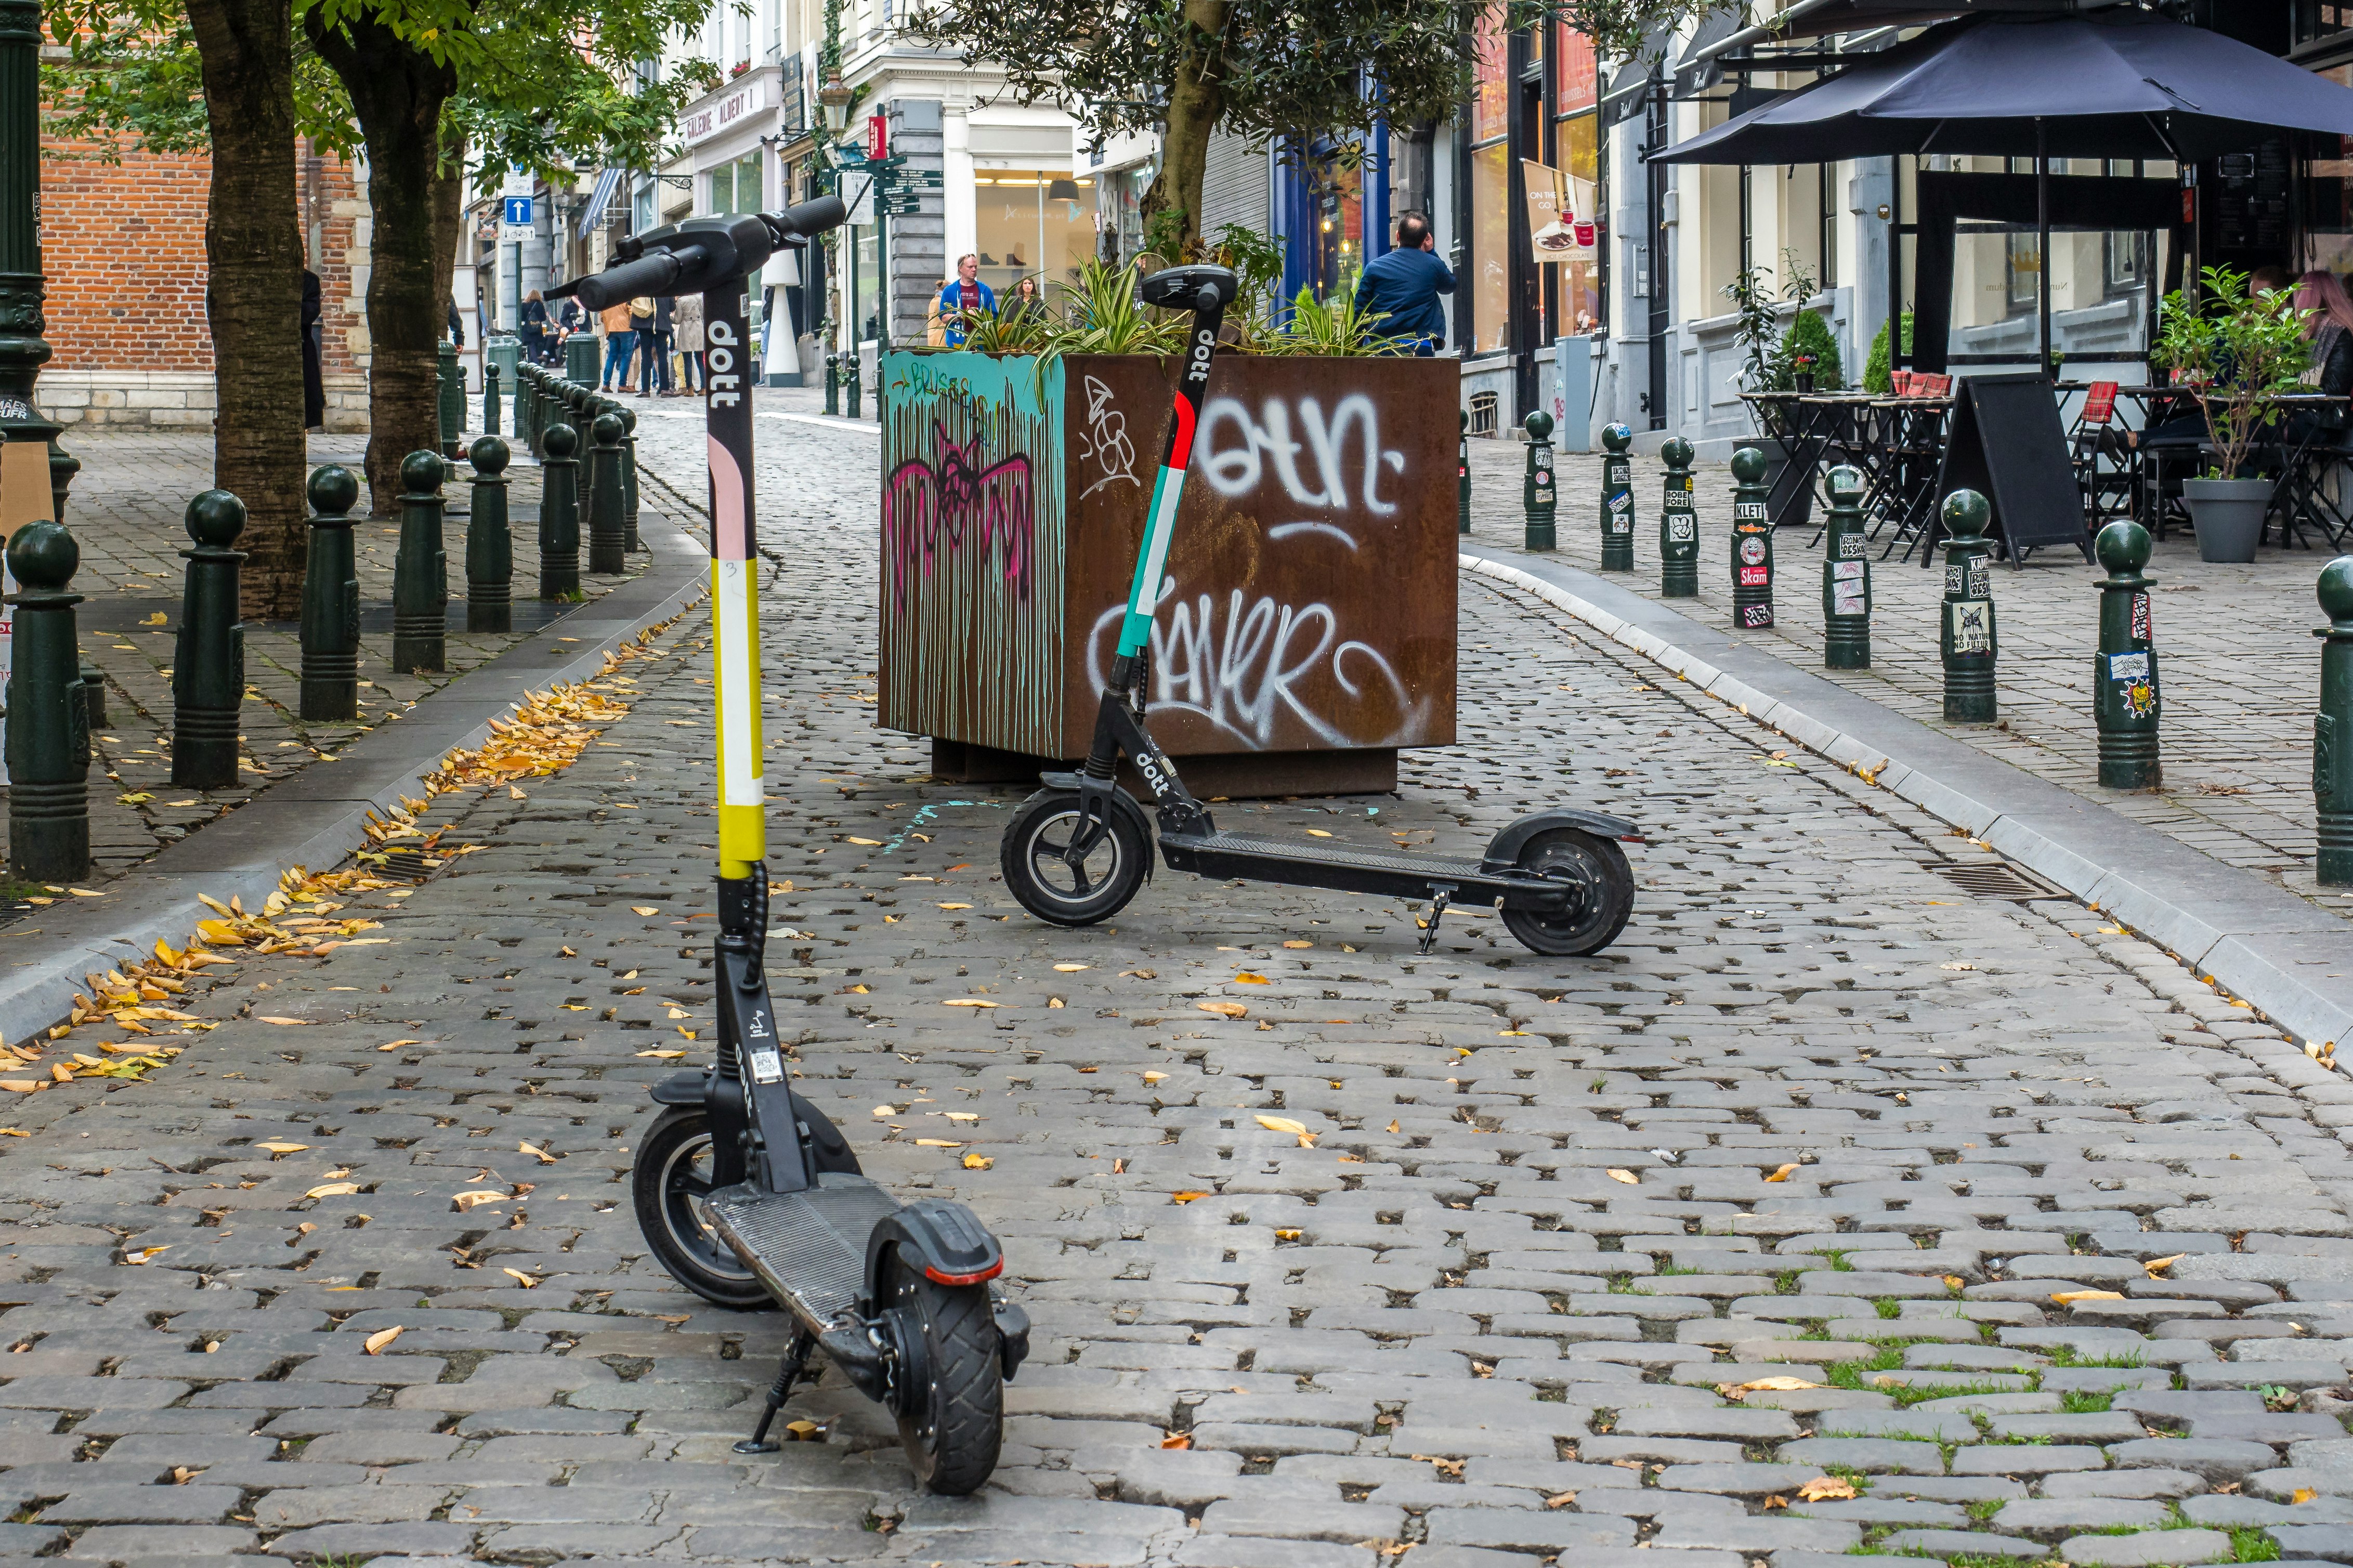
[571,248,695,311]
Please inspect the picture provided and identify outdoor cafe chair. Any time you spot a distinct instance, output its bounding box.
[2070,380,2136,534]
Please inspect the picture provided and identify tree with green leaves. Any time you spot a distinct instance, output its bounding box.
[900,0,1729,259]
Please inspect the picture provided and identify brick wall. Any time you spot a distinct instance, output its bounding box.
[35,133,374,432]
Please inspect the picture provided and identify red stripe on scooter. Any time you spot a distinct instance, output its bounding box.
[925,1259,1004,1286]
[1168,397,1198,471]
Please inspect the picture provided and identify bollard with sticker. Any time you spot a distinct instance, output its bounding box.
[1729,446,1773,628]
[1658,437,1698,598]
[1821,465,1871,668]
[2093,519,2160,790]
[1939,489,1998,723]
[1599,423,1634,571]
[1523,410,1557,551]
[1457,410,1471,536]
[846,350,862,420]
[2315,556,2353,887]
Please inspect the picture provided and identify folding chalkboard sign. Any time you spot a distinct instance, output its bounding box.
[1926,372,2092,566]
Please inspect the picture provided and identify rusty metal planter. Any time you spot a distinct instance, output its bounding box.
[877,350,1458,795]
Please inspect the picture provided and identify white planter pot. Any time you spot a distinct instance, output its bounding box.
[2182,477,2271,563]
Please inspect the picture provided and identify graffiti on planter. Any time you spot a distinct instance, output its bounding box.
[882,422,1038,604]
[1197,393,1406,521]
[1086,578,1428,749]
[1076,375,1138,498]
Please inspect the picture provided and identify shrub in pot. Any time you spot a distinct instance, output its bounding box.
[2154,265,2312,563]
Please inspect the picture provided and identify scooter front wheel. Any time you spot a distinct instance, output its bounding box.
[879,1247,1004,1495]
[1500,826,1635,957]
[1000,789,1148,927]
[631,1104,771,1310]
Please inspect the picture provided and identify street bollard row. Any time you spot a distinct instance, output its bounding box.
[469,436,514,634]
[437,340,465,459]
[483,361,501,438]
[7,521,88,882]
[1522,411,1555,551]
[171,490,246,790]
[825,352,842,418]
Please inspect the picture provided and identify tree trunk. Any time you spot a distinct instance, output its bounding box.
[307,13,455,515]
[1139,0,1230,259]
[185,0,306,618]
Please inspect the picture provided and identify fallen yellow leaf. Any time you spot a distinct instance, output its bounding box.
[1161,1433,1192,1449]
[2144,1254,2185,1279]
[1235,972,1269,984]
[1171,1191,1211,1204]
[1796,1476,1856,1502]
[962,1153,992,1170]
[0,1081,40,1095]
[636,1049,687,1059]
[1198,1001,1247,1019]
[630,906,660,916]
[255,1142,309,1154]
[2295,1489,2318,1505]
[914,1139,964,1148]
[1305,829,1334,838]
[143,612,166,626]
[452,1190,508,1209]
[119,793,153,805]
[377,1040,422,1052]
[2052,1290,2125,1305]
[937,902,973,911]
[1545,1492,1577,1509]
[1606,1169,1640,1184]
[1255,1115,1308,1135]
[363,1326,402,1355]
[1283,941,1313,949]
[255,1016,310,1026]
[1275,1229,1302,1241]
[1942,1274,1968,1289]
[943,998,1000,1008]
[502,1268,540,1288]
[305,1182,360,1199]
[1764,1163,1799,1182]
[844,837,881,847]
[1054,963,1090,971]
[519,1142,557,1164]
[1718,1376,1821,1399]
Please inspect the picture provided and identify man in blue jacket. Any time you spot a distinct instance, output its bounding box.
[937,254,997,347]
[1352,214,1455,355]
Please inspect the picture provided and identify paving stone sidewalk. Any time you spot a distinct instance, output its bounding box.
[13,416,655,890]
[0,394,2333,1567]
[1466,434,2353,919]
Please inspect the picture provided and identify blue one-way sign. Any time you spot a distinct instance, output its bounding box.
[502,196,533,226]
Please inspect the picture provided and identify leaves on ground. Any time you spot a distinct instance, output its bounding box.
[1197,1001,1247,1019]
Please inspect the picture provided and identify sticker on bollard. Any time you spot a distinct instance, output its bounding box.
[1821,465,1871,669]
[299,465,361,722]
[1658,437,1697,598]
[1523,410,1557,551]
[1599,423,1633,572]
[1457,410,1471,537]
[2315,557,2353,887]
[1940,489,1998,723]
[1728,446,1772,628]
[171,489,246,790]
[2093,519,2160,790]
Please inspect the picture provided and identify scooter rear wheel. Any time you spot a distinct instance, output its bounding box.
[633,1105,769,1309]
[1000,789,1148,927]
[879,1247,1004,1495]
[1500,826,1635,957]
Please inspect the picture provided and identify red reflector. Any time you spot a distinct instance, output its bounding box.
[925,1259,1003,1286]
[1617,835,1648,845]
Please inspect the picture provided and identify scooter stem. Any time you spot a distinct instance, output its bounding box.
[707,277,765,881]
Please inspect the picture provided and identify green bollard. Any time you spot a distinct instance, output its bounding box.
[169,489,246,790]
[299,464,361,722]
[1522,410,1555,550]
[619,403,641,552]
[1599,423,1634,572]
[2093,520,2161,790]
[2313,557,2353,886]
[586,411,627,575]
[5,521,89,882]
[467,436,513,634]
[825,352,840,417]
[437,340,465,458]
[565,332,597,385]
[391,449,448,674]
[539,421,582,600]
[1939,489,1998,723]
[1659,436,1698,597]
[483,361,501,437]
[1729,446,1774,628]
[846,350,862,420]
[1822,465,1871,669]
[1457,410,1471,536]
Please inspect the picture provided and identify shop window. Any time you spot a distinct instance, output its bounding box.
[1471,142,1512,353]
[975,170,1093,298]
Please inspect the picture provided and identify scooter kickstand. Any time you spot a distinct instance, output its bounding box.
[733,1329,817,1454]
[1416,886,1456,956]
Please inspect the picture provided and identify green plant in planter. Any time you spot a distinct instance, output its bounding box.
[1259,286,1396,357]
[1774,307,1845,392]
[1862,311,1915,394]
[1723,265,1780,398]
[2154,265,2314,479]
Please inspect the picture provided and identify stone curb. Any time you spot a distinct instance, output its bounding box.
[1460,548,2353,1053]
[0,515,710,1050]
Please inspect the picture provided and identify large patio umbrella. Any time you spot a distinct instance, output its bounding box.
[1656,9,2353,365]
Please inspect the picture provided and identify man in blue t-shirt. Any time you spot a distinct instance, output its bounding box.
[1352,214,1455,355]
[937,254,998,346]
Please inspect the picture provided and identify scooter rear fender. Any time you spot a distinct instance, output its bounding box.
[1480,809,1646,874]
[867,1198,1004,1290]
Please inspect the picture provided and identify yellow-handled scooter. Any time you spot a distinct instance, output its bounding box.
[554,199,1028,1496]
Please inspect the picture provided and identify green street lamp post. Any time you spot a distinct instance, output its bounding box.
[0,0,75,522]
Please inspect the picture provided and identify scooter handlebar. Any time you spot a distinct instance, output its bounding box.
[763,195,847,240]
[563,246,705,312]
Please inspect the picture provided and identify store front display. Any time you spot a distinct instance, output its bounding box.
[975,172,1093,297]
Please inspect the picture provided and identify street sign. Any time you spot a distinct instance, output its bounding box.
[502,196,533,226]
[877,192,925,215]
[866,114,889,160]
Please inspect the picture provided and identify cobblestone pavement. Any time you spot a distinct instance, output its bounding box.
[1465,435,2353,918]
[0,394,2346,1568]
[17,418,652,889]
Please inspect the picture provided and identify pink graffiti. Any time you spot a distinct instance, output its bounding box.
[883,423,1036,605]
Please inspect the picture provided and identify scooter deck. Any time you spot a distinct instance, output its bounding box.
[706,1175,902,1328]
[1157,831,1567,908]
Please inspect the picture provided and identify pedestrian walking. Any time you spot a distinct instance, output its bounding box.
[638,295,674,397]
[519,289,551,367]
[673,291,705,393]
[936,254,996,348]
[1003,276,1044,330]
[300,267,324,431]
[1352,214,1454,355]
[599,297,636,392]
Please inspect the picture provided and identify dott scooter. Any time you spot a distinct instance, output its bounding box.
[554,200,1029,1496]
[998,265,1642,957]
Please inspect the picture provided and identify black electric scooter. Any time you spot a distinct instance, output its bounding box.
[555,200,1029,1496]
[998,265,1642,957]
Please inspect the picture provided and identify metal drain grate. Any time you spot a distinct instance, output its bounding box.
[369,849,443,884]
[1932,860,2066,901]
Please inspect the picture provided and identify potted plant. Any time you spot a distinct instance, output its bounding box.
[2154,265,2312,563]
